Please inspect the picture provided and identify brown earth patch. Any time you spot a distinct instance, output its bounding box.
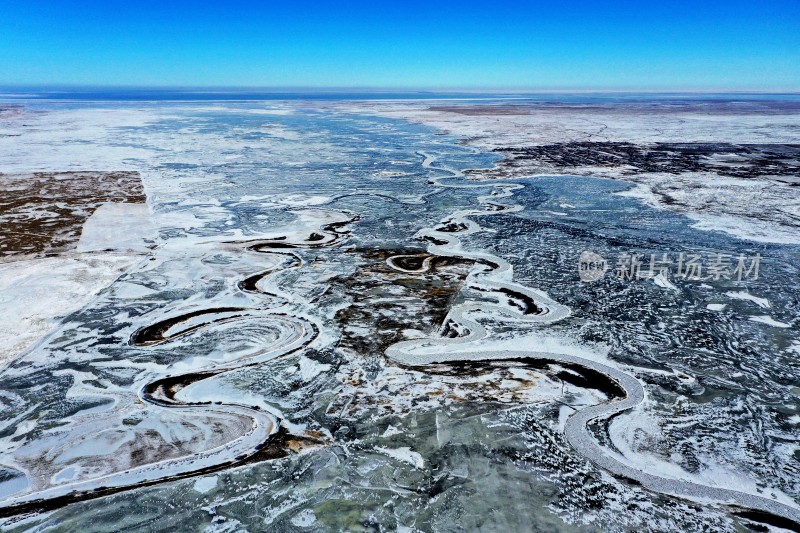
[330,248,474,357]
[0,171,146,257]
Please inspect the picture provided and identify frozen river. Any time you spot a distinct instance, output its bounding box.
[0,97,798,531]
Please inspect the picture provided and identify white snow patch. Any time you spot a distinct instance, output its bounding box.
[617,184,800,245]
[749,315,791,328]
[277,194,332,207]
[0,254,140,364]
[298,356,331,381]
[381,425,404,438]
[653,273,678,291]
[192,475,218,494]
[375,446,425,469]
[77,202,156,253]
[725,291,770,309]
[688,212,800,245]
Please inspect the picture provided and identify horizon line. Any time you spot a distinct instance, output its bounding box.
[2,85,800,95]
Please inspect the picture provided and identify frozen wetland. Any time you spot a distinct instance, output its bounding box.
[0,95,798,532]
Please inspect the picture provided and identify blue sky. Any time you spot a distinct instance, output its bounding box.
[1,0,799,90]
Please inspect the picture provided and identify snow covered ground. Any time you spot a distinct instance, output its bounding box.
[339,98,800,245]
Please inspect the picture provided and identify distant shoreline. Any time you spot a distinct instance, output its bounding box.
[2,88,800,103]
